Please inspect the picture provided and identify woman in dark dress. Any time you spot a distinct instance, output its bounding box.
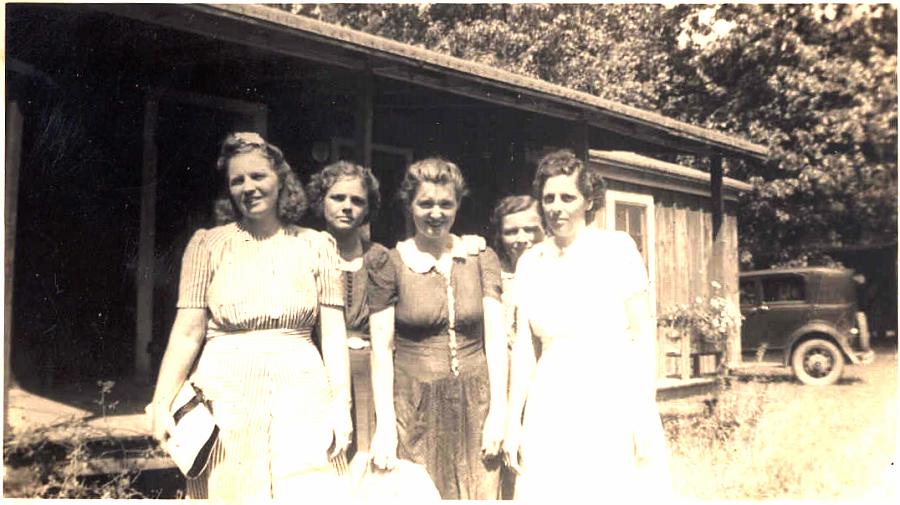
[366,158,507,499]
[306,160,386,458]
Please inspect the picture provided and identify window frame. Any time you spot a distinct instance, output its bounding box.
[605,190,656,316]
[760,274,808,304]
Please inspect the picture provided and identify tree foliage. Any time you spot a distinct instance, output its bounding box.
[284,3,897,267]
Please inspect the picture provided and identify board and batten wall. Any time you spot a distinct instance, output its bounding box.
[598,176,743,373]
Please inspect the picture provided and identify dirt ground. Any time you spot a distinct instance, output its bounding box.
[667,339,898,500]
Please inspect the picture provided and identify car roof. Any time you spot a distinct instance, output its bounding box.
[740,267,855,278]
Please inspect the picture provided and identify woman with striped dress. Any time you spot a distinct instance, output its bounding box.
[147,132,352,501]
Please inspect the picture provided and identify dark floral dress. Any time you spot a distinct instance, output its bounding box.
[365,237,502,500]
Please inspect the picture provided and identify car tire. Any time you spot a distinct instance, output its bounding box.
[791,338,845,386]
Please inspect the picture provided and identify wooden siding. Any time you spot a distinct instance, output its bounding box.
[602,179,742,375]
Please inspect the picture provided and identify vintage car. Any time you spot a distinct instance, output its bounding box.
[739,267,874,385]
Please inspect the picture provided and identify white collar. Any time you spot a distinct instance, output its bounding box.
[336,256,364,273]
[396,235,468,275]
[537,227,599,259]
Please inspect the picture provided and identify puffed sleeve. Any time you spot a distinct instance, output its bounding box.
[315,232,345,307]
[365,245,397,312]
[615,231,650,298]
[176,229,211,309]
[478,247,502,301]
[510,247,536,309]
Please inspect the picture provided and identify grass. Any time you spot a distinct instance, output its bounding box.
[3,381,168,499]
[663,343,897,500]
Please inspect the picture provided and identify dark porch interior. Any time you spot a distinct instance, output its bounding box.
[7,4,651,387]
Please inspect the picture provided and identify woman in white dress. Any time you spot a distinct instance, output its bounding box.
[503,150,671,501]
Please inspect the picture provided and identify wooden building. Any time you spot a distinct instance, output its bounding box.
[5,4,766,395]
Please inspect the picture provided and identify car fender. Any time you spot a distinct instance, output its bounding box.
[782,322,856,365]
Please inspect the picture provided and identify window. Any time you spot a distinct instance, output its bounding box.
[615,202,647,261]
[762,275,806,303]
[740,279,759,306]
[605,190,656,313]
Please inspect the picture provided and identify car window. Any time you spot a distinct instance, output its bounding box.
[762,275,806,302]
[740,279,758,305]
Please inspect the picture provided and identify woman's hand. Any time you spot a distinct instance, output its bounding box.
[145,400,175,445]
[502,422,525,475]
[369,425,398,471]
[481,408,505,459]
[329,407,354,459]
[460,234,487,255]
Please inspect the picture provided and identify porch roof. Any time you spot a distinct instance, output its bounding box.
[97,3,768,161]
[591,150,754,201]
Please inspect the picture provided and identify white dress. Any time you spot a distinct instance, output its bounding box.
[512,228,671,501]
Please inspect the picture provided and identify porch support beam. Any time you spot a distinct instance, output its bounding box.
[354,65,374,168]
[571,116,590,166]
[135,98,159,380]
[5,99,24,431]
[709,155,739,366]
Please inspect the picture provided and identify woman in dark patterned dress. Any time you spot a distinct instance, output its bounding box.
[366,158,507,499]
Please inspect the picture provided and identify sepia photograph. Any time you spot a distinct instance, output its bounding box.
[3,2,897,501]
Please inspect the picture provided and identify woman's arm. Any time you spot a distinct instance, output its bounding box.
[504,303,537,473]
[481,296,508,457]
[625,290,658,402]
[148,308,208,442]
[368,306,398,469]
[319,304,352,457]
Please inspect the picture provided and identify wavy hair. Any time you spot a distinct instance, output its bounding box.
[490,195,540,270]
[213,132,307,225]
[396,157,469,208]
[305,160,381,225]
[531,149,606,228]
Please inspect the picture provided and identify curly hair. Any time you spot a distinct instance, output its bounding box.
[305,160,381,225]
[490,195,540,270]
[213,132,307,225]
[532,149,606,227]
[396,157,469,208]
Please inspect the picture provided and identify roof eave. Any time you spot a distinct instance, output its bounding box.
[200,4,768,161]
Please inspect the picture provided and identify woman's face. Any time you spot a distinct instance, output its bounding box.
[227,151,281,220]
[542,172,590,240]
[501,204,544,266]
[410,181,458,241]
[323,176,369,233]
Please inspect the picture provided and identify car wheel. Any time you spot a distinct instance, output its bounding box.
[791,338,845,386]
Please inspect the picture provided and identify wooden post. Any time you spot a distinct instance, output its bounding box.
[572,116,590,167]
[354,66,374,168]
[710,155,724,283]
[680,330,691,381]
[135,97,159,381]
[709,155,736,366]
[5,99,24,431]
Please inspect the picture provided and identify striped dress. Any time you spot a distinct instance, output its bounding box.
[176,222,345,501]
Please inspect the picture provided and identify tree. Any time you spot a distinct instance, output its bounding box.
[669,4,897,266]
[283,4,897,267]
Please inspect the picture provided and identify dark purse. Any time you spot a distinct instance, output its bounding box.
[165,382,219,479]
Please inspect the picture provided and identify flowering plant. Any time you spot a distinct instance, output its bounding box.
[657,281,742,353]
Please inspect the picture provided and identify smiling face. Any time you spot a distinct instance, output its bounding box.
[323,176,369,233]
[226,151,281,220]
[542,172,590,243]
[410,181,458,241]
[501,204,544,268]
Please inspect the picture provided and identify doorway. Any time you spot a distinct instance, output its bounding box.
[138,90,267,378]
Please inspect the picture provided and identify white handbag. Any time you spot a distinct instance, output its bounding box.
[165,382,218,479]
[347,452,441,501]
